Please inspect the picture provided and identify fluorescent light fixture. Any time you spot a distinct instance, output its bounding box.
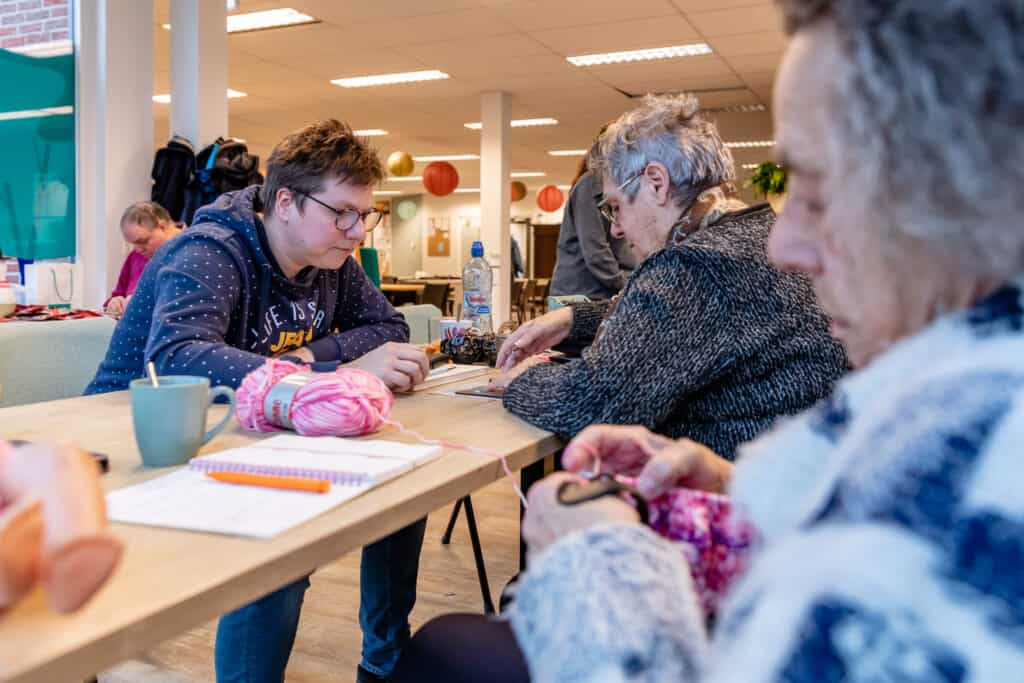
[5,39,72,57]
[332,70,449,88]
[725,140,775,149]
[0,105,72,122]
[703,103,768,114]
[453,188,480,193]
[163,8,318,33]
[556,184,571,190]
[412,154,479,162]
[373,190,401,195]
[567,43,711,67]
[547,149,587,156]
[386,176,423,182]
[741,163,760,170]
[153,89,247,104]
[511,172,545,178]
[464,117,559,130]
[354,129,388,136]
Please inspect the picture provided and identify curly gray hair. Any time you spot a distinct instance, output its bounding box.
[780,0,1024,278]
[588,94,735,209]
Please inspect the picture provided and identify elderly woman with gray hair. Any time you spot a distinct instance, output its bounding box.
[493,93,846,459]
[392,1,1024,681]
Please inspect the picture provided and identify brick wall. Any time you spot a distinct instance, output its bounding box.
[0,0,70,51]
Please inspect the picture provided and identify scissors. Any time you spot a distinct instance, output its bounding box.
[556,473,649,525]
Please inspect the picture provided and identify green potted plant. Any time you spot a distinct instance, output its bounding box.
[745,161,787,214]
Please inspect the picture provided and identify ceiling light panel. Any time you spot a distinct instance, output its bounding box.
[567,43,712,67]
[331,70,449,88]
[412,154,479,162]
[464,117,559,130]
[724,140,775,148]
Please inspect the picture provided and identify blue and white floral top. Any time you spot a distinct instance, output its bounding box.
[511,281,1024,682]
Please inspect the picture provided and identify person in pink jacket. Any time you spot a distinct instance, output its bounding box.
[104,201,180,314]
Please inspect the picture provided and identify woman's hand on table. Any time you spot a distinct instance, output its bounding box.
[496,307,573,372]
[105,296,128,315]
[562,425,733,498]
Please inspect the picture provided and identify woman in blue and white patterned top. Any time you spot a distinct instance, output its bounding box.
[391,1,1024,681]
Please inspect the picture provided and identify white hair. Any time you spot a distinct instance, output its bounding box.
[589,94,735,209]
[782,0,1024,279]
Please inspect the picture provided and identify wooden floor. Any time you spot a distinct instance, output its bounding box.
[100,479,520,683]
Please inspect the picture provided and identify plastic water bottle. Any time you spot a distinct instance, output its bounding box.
[462,241,493,333]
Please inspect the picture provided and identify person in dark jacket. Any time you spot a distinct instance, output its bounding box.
[85,119,430,683]
[495,94,849,459]
[549,166,637,300]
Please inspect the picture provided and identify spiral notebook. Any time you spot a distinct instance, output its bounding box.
[188,434,441,485]
[107,435,442,538]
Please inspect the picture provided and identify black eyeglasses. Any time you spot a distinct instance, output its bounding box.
[596,172,643,224]
[293,190,383,233]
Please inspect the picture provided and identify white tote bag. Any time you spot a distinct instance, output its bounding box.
[23,262,85,310]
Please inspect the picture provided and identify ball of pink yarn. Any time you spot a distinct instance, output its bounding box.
[236,359,393,437]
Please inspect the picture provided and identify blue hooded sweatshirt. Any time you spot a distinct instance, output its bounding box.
[85,186,409,394]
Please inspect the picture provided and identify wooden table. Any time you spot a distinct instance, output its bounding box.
[381,283,425,307]
[0,390,560,683]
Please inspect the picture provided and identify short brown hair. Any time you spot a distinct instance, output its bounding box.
[120,201,172,230]
[261,119,385,217]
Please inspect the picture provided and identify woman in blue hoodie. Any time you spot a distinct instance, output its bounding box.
[86,120,430,682]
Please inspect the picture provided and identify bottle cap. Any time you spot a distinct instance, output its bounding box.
[471,241,484,257]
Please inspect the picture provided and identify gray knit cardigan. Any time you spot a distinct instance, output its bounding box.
[502,205,849,459]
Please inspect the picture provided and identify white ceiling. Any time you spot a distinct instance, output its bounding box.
[151,0,784,191]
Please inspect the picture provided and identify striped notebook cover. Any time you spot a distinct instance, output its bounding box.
[188,435,442,487]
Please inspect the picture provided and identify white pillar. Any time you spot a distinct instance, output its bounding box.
[76,0,153,309]
[170,0,228,148]
[480,91,511,327]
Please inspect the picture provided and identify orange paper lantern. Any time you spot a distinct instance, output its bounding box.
[536,184,564,212]
[423,161,459,197]
[510,181,527,202]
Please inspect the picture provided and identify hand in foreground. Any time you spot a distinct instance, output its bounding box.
[496,307,573,372]
[521,471,641,558]
[562,425,733,498]
[346,342,429,391]
[0,441,122,613]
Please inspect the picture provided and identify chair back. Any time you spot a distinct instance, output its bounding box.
[421,282,451,311]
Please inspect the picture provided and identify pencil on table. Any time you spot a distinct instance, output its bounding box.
[205,471,330,494]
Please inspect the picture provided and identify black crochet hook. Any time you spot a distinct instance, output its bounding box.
[556,473,649,525]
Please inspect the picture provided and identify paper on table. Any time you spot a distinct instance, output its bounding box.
[106,435,443,538]
[106,469,364,538]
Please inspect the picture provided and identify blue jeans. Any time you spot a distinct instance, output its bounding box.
[214,518,428,682]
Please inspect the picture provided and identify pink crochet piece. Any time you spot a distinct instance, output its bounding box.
[623,478,757,615]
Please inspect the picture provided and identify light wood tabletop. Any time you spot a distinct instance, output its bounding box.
[380,284,426,293]
[0,389,560,683]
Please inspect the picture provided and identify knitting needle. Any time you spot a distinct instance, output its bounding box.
[205,471,331,494]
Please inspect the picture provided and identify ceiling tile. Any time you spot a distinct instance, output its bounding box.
[670,0,773,11]
[529,15,700,56]
[487,0,679,31]
[707,30,786,57]
[686,5,782,37]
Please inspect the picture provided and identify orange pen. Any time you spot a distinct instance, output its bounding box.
[205,471,331,494]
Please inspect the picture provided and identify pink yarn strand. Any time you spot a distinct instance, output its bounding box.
[382,418,528,508]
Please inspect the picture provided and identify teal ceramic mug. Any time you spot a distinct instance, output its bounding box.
[129,376,236,467]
